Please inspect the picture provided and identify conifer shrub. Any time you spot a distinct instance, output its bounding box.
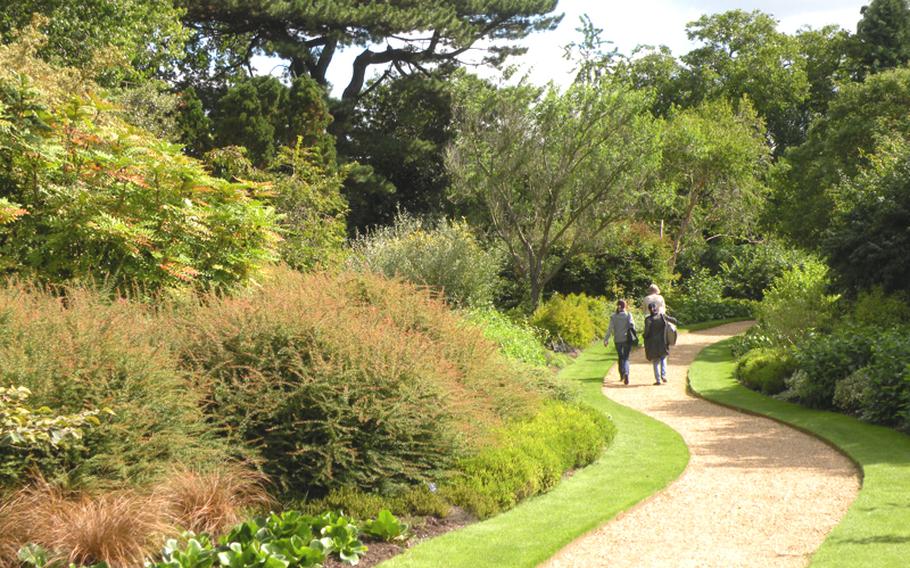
[173,268,549,497]
[0,281,230,487]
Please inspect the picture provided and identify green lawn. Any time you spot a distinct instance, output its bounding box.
[688,339,910,567]
[380,343,689,568]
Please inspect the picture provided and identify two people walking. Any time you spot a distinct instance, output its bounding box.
[604,284,678,386]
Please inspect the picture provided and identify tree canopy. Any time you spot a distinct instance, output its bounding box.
[658,99,771,271]
[447,77,660,308]
[849,0,910,79]
[178,0,561,102]
[0,1,186,84]
[772,66,910,244]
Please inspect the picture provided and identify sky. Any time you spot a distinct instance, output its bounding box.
[252,0,871,95]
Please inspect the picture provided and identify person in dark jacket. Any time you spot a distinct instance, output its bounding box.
[604,300,636,385]
[643,302,678,385]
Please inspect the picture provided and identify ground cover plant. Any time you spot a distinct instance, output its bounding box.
[689,339,910,567]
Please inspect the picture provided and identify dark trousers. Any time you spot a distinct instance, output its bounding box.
[615,342,632,378]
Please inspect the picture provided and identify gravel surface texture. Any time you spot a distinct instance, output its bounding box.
[543,322,860,568]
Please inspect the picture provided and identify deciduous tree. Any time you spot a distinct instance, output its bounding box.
[659,99,771,272]
[447,78,659,309]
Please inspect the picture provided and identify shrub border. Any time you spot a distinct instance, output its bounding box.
[380,342,689,567]
[687,338,910,567]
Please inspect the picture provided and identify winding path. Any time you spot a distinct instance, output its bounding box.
[544,322,860,568]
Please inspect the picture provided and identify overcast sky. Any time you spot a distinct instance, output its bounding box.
[253,0,871,94]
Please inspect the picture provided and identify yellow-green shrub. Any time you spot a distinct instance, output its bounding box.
[735,348,796,395]
[531,295,595,348]
[443,402,614,518]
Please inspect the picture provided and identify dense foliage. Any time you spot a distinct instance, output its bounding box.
[443,402,614,518]
[530,293,614,349]
[174,269,557,496]
[0,282,231,487]
[0,38,279,290]
[547,224,674,301]
[464,308,548,367]
[665,268,753,324]
[734,348,795,395]
[349,213,503,308]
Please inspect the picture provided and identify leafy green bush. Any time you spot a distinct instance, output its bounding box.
[174,269,550,497]
[0,386,108,486]
[548,224,674,299]
[831,329,910,430]
[531,293,612,348]
[717,241,804,301]
[734,349,796,395]
[442,402,614,518]
[531,295,594,349]
[0,41,279,290]
[0,281,230,487]
[789,327,876,409]
[202,143,349,273]
[758,259,838,344]
[349,213,503,307]
[464,308,547,367]
[851,287,910,329]
[667,268,755,324]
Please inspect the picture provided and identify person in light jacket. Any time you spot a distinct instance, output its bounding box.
[641,283,666,315]
[643,302,678,385]
[604,300,636,385]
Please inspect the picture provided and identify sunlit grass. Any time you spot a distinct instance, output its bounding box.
[689,339,910,567]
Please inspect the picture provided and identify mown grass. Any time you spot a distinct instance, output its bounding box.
[688,339,910,567]
[380,342,689,568]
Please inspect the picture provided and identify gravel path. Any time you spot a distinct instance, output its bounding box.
[544,322,860,568]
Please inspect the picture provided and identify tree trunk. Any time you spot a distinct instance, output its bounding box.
[669,186,701,273]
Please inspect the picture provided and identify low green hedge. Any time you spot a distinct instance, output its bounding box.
[734,348,795,395]
[464,308,547,367]
[442,401,615,518]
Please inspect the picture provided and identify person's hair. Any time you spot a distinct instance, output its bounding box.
[648,284,660,294]
[616,300,626,312]
[648,302,658,314]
